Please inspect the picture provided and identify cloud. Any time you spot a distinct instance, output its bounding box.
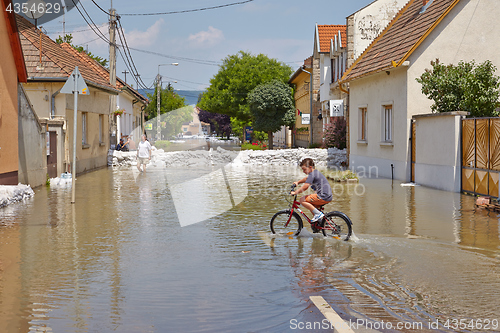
[188,26,224,48]
[124,19,164,48]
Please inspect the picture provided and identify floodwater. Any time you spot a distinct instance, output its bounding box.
[0,164,499,333]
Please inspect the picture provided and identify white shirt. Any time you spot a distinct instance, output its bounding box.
[137,140,152,158]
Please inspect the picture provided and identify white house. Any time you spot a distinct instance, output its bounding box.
[342,0,500,191]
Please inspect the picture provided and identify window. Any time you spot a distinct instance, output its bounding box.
[382,105,393,142]
[82,112,88,145]
[359,107,367,141]
[331,58,335,83]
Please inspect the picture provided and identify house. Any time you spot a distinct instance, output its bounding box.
[341,0,500,190]
[0,0,28,185]
[60,44,148,146]
[181,107,205,136]
[288,57,314,148]
[314,0,407,155]
[17,15,122,176]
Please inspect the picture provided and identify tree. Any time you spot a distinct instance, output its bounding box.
[247,80,296,149]
[416,59,500,117]
[198,51,293,122]
[145,84,187,119]
[198,108,232,138]
[56,34,108,67]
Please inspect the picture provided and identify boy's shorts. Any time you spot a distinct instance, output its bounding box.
[305,193,331,207]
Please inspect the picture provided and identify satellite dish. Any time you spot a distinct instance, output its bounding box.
[26,0,47,20]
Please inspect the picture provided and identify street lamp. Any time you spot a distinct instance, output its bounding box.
[156,63,179,141]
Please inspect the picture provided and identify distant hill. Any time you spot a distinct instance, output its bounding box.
[138,89,204,106]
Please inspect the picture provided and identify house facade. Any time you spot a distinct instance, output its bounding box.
[288,57,314,148]
[0,1,28,185]
[17,16,121,176]
[342,0,500,189]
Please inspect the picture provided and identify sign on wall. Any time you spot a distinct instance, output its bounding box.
[301,114,310,125]
[330,100,344,117]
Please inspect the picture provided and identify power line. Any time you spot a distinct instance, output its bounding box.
[126,47,221,66]
[120,0,254,16]
[71,0,150,89]
[90,0,109,16]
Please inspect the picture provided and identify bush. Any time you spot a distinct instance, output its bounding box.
[154,140,171,150]
[323,117,346,149]
[241,142,267,150]
[416,59,500,117]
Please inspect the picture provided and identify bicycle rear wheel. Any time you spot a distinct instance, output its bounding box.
[322,211,352,241]
[270,210,303,236]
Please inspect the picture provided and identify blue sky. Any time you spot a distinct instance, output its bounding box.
[43,0,377,91]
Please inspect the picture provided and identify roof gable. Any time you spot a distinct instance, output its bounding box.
[342,0,461,82]
[315,24,347,53]
[16,15,119,93]
[61,44,147,103]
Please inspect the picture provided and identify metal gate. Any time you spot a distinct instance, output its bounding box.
[462,118,500,197]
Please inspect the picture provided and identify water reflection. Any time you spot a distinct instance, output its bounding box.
[0,166,499,332]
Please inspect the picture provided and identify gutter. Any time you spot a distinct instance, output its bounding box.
[28,77,120,95]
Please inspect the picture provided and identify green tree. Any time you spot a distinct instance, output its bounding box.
[416,59,500,117]
[145,84,187,119]
[198,51,293,122]
[56,34,108,67]
[248,80,296,149]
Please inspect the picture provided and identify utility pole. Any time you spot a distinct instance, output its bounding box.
[122,70,129,84]
[156,74,161,141]
[156,63,179,142]
[109,7,117,145]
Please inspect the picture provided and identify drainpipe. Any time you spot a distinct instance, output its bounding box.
[51,89,60,118]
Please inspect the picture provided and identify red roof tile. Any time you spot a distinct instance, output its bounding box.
[343,0,460,82]
[317,25,347,53]
[16,15,119,93]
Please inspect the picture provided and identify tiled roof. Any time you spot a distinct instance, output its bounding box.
[16,15,119,93]
[342,0,460,82]
[61,44,147,102]
[317,25,347,53]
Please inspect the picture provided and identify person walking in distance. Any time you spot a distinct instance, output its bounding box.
[137,134,152,172]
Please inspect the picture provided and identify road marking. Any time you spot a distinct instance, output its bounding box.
[310,296,355,333]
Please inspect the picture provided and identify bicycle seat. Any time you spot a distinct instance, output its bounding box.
[314,204,326,210]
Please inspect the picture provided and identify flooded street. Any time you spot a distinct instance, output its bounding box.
[1,165,499,332]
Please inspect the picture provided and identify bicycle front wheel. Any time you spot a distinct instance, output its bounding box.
[322,211,352,241]
[270,210,303,236]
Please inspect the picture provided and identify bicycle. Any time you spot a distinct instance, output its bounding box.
[270,184,353,241]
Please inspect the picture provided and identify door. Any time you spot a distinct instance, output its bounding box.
[47,132,58,178]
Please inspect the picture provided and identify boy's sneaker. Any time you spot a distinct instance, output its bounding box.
[311,212,324,223]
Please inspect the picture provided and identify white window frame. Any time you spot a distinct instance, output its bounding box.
[381,102,393,144]
[358,105,368,143]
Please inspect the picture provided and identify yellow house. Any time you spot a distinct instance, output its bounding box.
[288,57,319,147]
[17,16,121,176]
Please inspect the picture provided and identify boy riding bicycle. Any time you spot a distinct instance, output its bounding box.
[291,158,333,223]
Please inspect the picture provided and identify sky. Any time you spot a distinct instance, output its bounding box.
[41,0,378,92]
